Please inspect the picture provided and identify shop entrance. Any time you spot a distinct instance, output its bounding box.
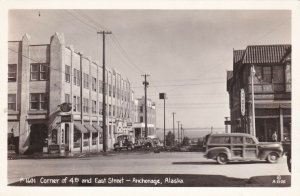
[256,118,279,142]
[27,123,48,154]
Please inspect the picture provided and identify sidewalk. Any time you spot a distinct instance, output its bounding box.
[7,150,115,160]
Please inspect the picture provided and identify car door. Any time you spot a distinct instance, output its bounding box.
[244,136,258,159]
[230,136,244,159]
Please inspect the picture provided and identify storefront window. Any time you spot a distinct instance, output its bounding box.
[92,133,98,145]
[283,117,291,141]
[73,129,81,148]
[51,129,57,144]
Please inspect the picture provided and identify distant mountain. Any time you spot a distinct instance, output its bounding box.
[155,128,225,140]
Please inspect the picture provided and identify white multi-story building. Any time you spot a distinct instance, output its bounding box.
[7,33,138,154]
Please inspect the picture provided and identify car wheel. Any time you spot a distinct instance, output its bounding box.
[127,146,132,151]
[216,153,228,165]
[267,152,279,163]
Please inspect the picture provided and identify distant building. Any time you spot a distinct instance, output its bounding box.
[227,44,291,142]
[8,33,135,154]
[133,97,156,139]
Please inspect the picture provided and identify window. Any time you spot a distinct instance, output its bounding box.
[210,136,230,144]
[8,64,17,82]
[92,77,97,91]
[73,68,77,85]
[65,94,70,103]
[232,136,243,144]
[30,63,49,81]
[73,96,77,112]
[245,137,255,144]
[272,66,284,83]
[262,66,271,83]
[139,106,143,113]
[83,98,89,113]
[74,69,81,86]
[65,65,71,83]
[140,116,143,122]
[83,73,89,89]
[8,94,16,111]
[92,100,96,114]
[51,129,57,144]
[30,93,48,110]
[109,104,112,116]
[113,105,115,116]
[113,86,116,98]
[99,102,102,114]
[77,96,81,112]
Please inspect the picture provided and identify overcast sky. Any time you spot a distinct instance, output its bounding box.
[8,10,291,132]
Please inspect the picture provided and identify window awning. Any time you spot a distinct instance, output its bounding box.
[84,123,97,133]
[74,122,88,133]
[8,121,19,136]
[92,123,103,133]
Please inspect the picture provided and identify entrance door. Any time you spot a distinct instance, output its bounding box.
[28,124,48,154]
[65,124,69,151]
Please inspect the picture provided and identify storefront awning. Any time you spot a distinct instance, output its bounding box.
[92,123,103,133]
[74,122,88,133]
[84,123,97,133]
[8,121,19,136]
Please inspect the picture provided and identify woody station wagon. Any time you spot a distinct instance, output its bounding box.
[203,133,283,164]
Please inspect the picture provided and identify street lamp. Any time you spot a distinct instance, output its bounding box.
[159,93,167,147]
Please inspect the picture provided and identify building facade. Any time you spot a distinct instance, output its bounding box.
[133,97,156,139]
[227,45,291,142]
[7,33,150,154]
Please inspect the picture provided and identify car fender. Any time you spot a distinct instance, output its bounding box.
[258,149,283,160]
[205,147,232,160]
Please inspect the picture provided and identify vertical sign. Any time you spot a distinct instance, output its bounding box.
[241,89,245,116]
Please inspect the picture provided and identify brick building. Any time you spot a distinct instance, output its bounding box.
[227,44,291,142]
[7,33,151,154]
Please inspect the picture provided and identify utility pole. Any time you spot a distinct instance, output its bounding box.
[142,74,150,138]
[251,65,256,137]
[172,112,176,146]
[159,93,167,147]
[180,124,183,144]
[97,30,112,152]
[177,121,180,145]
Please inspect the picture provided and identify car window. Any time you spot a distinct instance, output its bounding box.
[245,137,255,144]
[232,136,243,144]
[210,136,230,144]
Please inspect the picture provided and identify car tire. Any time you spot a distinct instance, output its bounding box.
[267,152,279,163]
[216,153,228,165]
[127,147,131,151]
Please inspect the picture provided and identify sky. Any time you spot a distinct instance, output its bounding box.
[8,9,291,134]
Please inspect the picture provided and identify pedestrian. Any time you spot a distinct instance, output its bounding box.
[272,131,278,142]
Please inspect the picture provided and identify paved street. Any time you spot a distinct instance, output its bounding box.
[7,151,290,184]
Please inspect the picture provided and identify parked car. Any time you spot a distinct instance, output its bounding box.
[203,133,283,164]
[113,134,134,151]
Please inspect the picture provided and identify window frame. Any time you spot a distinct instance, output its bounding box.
[8,64,17,82]
[30,63,49,81]
[8,94,17,111]
[29,93,48,110]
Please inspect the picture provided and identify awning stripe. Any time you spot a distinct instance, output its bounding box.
[74,122,88,133]
[92,123,103,133]
[84,123,97,133]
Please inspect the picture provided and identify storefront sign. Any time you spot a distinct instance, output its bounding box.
[61,115,73,122]
[240,89,245,116]
[60,102,72,112]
